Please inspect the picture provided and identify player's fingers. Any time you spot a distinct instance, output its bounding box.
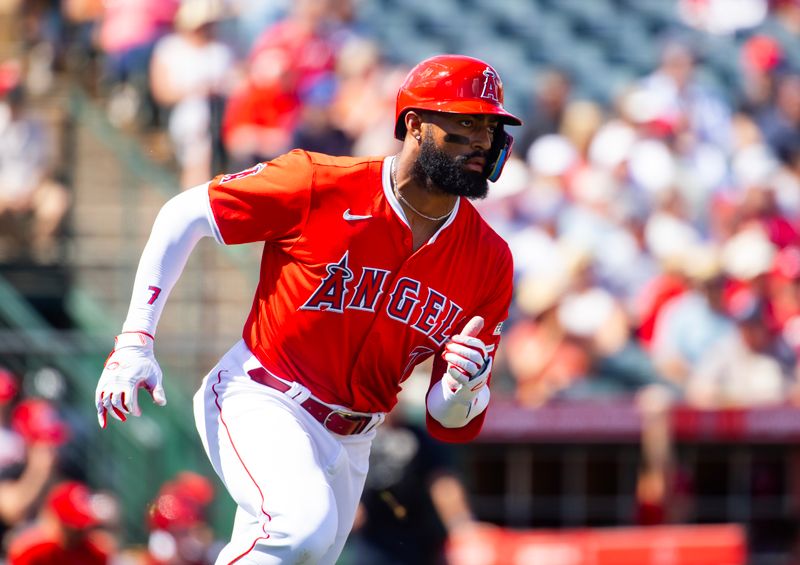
[130,388,141,417]
[449,334,487,356]
[103,392,125,422]
[151,384,167,406]
[445,342,485,367]
[101,390,113,412]
[110,390,129,414]
[111,405,127,422]
[107,393,126,422]
[96,392,107,429]
[444,351,481,376]
[460,316,484,338]
[446,365,470,386]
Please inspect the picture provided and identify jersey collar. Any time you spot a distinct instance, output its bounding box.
[382,156,460,244]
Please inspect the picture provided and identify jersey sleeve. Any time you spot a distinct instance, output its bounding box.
[426,246,514,443]
[207,149,313,245]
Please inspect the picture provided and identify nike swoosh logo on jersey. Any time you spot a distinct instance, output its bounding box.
[343,209,372,221]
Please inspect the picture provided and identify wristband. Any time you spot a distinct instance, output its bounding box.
[115,331,154,348]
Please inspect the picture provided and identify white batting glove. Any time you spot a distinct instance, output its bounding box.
[95,332,167,429]
[428,316,492,428]
[443,319,490,396]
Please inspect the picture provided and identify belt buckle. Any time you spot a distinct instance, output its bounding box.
[324,408,367,435]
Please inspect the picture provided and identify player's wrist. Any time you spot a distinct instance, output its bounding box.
[115,331,155,349]
[428,380,490,428]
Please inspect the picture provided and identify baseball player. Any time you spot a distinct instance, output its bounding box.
[95,54,520,564]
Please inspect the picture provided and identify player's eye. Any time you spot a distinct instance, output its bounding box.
[459,119,473,128]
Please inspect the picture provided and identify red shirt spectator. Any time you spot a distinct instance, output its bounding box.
[8,481,112,565]
[635,271,689,349]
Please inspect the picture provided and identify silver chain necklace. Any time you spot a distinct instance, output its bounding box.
[392,157,454,222]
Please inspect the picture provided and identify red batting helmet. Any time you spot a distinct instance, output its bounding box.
[394,54,522,140]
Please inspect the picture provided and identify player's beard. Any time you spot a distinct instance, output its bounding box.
[411,131,489,200]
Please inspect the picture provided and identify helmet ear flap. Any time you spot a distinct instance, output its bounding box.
[485,126,514,182]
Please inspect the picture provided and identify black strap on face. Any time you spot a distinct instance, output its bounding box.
[443,133,471,145]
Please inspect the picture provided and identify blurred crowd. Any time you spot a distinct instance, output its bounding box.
[1,0,800,561]
[3,0,797,416]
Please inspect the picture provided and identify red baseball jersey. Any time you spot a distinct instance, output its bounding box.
[207,150,513,441]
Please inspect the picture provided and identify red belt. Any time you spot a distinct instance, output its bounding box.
[247,368,375,435]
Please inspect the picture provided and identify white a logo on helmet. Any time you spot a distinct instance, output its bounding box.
[480,68,499,102]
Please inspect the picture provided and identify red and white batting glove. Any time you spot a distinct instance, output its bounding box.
[95,331,167,429]
[427,317,492,428]
[443,317,490,391]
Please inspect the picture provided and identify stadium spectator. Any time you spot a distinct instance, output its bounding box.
[505,273,590,408]
[0,66,69,262]
[0,394,64,545]
[650,244,735,385]
[97,0,179,127]
[685,298,792,408]
[222,0,339,167]
[224,0,289,56]
[738,34,786,115]
[330,37,405,157]
[145,471,221,565]
[291,83,353,157]
[757,73,800,167]
[7,480,112,565]
[517,68,573,157]
[149,0,235,188]
[637,39,733,151]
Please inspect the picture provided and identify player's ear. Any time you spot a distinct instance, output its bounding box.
[405,111,424,143]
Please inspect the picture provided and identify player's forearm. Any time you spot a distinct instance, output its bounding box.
[121,183,215,335]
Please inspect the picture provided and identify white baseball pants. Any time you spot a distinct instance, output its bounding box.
[193,340,379,564]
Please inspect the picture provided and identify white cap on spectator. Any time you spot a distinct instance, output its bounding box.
[557,288,615,337]
[176,0,225,31]
[526,134,577,177]
[622,87,665,124]
[721,225,777,280]
[589,121,637,170]
[645,211,701,263]
[732,143,780,188]
[516,273,568,317]
[681,243,723,281]
[628,139,677,194]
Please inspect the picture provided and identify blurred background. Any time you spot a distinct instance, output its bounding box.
[0,0,799,563]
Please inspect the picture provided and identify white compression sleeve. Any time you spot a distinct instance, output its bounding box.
[121,183,216,335]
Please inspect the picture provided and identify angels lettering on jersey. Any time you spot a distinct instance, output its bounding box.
[301,251,462,348]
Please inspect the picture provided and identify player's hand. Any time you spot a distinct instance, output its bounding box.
[442,316,490,398]
[95,332,166,429]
